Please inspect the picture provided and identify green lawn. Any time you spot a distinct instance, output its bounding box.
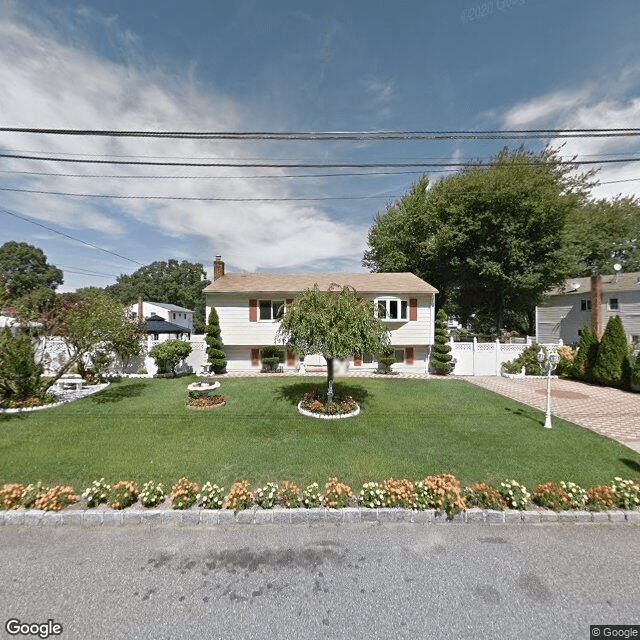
[1,376,638,492]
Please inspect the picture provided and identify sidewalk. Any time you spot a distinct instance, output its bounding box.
[465,376,640,454]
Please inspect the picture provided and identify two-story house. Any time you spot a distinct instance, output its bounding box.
[536,271,640,345]
[203,256,438,372]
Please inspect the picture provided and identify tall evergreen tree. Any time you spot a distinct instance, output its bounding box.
[431,309,453,375]
[205,306,227,374]
[572,324,600,381]
[592,316,629,387]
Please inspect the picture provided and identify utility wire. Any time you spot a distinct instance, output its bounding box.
[0,207,144,266]
[3,127,640,140]
[2,152,639,168]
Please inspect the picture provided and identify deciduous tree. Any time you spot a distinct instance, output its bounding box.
[276,284,389,401]
[363,147,593,335]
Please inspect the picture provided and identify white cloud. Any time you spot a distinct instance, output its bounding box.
[0,6,365,274]
[502,81,640,202]
[503,87,593,127]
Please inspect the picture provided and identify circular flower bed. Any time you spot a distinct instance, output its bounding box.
[186,393,226,410]
[297,388,360,419]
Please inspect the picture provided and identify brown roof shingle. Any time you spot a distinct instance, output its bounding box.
[204,272,437,294]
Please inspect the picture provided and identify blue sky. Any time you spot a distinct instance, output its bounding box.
[1,0,640,291]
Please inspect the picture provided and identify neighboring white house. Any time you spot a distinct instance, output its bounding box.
[128,299,194,333]
[536,271,640,345]
[203,257,438,373]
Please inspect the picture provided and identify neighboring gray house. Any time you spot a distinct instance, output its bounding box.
[536,271,640,345]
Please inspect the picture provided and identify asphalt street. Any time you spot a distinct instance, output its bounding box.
[1,522,639,640]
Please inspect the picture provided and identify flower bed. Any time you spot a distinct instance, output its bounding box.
[298,388,360,419]
[186,393,226,409]
[2,475,638,515]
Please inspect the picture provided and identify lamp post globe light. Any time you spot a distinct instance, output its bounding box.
[537,349,560,429]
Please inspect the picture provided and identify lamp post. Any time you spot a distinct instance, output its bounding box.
[537,349,560,429]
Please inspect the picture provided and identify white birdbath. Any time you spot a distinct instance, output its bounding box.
[187,381,220,392]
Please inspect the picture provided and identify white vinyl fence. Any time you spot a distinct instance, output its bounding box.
[448,338,562,376]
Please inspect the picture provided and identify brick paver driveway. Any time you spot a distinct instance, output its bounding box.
[466,376,640,454]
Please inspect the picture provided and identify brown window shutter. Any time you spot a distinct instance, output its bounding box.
[354,354,362,366]
[409,298,417,321]
[405,347,414,365]
[251,348,260,366]
[287,350,296,366]
[249,299,257,322]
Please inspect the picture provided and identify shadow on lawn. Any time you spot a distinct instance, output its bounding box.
[503,405,544,427]
[90,381,150,404]
[620,458,640,474]
[278,381,371,407]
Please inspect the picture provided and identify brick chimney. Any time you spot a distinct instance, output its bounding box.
[137,297,144,322]
[590,275,603,337]
[213,255,225,281]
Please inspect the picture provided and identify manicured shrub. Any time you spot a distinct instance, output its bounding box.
[431,309,453,375]
[0,328,44,406]
[149,339,192,375]
[632,353,640,387]
[205,306,227,374]
[502,342,545,375]
[571,325,600,381]
[260,345,284,372]
[376,345,396,374]
[592,315,629,387]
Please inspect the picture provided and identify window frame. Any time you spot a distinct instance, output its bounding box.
[258,299,285,321]
[608,298,619,311]
[375,297,409,321]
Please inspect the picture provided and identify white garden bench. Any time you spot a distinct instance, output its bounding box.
[55,376,86,392]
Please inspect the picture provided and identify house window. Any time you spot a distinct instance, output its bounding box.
[376,298,409,321]
[258,300,285,321]
[608,298,619,311]
[394,348,405,363]
[580,299,591,311]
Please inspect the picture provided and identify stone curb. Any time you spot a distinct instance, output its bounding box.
[1,507,639,527]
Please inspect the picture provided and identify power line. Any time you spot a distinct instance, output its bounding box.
[0,186,397,201]
[2,152,640,168]
[3,127,640,140]
[0,207,144,266]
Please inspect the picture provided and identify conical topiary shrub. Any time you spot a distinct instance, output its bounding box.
[205,306,227,374]
[431,309,453,375]
[572,324,600,381]
[592,315,629,387]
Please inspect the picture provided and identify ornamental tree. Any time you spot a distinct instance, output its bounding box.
[592,315,629,387]
[276,284,389,401]
[431,308,453,375]
[149,339,192,375]
[0,328,43,405]
[204,306,227,374]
